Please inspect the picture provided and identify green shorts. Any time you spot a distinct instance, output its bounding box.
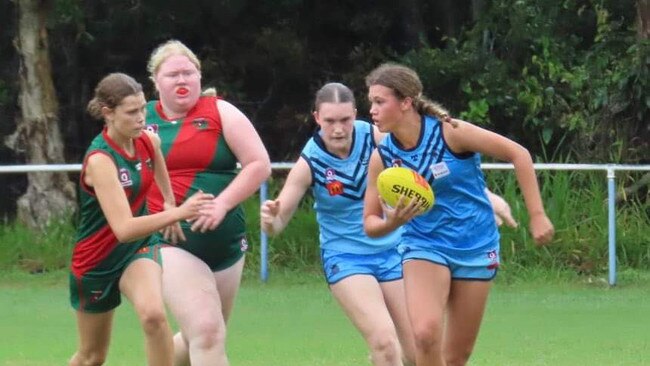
[153,208,248,271]
[69,243,163,313]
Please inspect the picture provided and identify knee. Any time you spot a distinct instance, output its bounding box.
[188,318,227,351]
[367,331,401,364]
[412,318,444,353]
[137,306,169,336]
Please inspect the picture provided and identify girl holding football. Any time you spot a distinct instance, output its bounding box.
[363,63,554,366]
[261,82,517,366]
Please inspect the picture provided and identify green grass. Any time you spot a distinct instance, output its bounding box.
[1,269,649,365]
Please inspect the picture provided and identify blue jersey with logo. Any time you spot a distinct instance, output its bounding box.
[301,120,401,254]
[377,115,499,253]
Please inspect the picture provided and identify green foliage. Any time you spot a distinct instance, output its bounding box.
[398,0,648,162]
[0,216,75,273]
[243,178,321,273]
[3,0,646,163]
[1,173,648,278]
[485,169,649,276]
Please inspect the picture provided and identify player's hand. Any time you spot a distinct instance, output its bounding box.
[260,200,281,235]
[381,194,422,229]
[192,197,228,233]
[489,193,518,228]
[160,222,186,244]
[161,201,186,244]
[529,213,554,246]
[178,190,214,222]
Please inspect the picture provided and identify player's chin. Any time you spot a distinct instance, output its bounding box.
[375,123,389,133]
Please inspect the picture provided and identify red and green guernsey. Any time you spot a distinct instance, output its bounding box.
[146,96,247,271]
[70,129,160,313]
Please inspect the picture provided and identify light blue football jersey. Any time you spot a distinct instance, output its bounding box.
[377,115,499,253]
[301,120,401,254]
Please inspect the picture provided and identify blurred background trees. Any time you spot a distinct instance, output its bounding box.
[0,0,648,223]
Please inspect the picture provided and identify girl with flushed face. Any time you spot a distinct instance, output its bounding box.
[368,84,406,133]
[313,102,356,157]
[103,91,147,145]
[154,54,201,118]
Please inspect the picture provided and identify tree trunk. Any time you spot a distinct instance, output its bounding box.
[397,0,426,51]
[471,0,486,21]
[439,0,459,38]
[471,0,491,52]
[7,0,76,229]
[638,0,649,39]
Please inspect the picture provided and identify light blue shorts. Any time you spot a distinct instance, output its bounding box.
[321,246,403,285]
[398,242,499,281]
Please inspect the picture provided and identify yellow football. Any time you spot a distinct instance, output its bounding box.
[377,167,434,212]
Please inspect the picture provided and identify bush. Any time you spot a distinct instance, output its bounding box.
[2,171,647,279]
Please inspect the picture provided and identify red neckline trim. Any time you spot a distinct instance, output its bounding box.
[155,101,174,121]
[102,127,137,161]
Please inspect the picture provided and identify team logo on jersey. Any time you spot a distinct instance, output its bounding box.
[487,250,499,269]
[145,158,153,170]
[192,118,208,130]
[391,159,402,167]
[240,237,249,252]
[409,155,420,162]
[330,264,340,275]
[89,290,103,303]
[325,168,336,181]
[145,124,159,134]
[326,180,344,196]
[118,168,133,187]
[430,162,450,179]
[135,162,142,171]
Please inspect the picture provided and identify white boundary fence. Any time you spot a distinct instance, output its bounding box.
[1,163,649,286]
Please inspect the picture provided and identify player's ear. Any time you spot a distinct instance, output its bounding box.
[400,97,413,111]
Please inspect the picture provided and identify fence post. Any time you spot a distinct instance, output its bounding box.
[260,181,269,282]
[607,167,616,286]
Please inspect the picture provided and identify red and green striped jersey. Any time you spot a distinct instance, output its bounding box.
[145,96,238,212]
[71,129,155,278]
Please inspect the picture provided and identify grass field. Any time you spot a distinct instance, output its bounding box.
[1,269,649,366]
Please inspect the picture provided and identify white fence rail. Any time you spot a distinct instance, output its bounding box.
[2,163,649,286]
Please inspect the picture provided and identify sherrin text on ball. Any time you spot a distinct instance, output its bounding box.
[377,166,434,213]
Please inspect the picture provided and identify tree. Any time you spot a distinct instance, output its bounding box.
[638,0,649,39]
[6,0,76,228]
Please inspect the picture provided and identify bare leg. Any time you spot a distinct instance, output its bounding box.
[381,279,416,365]
[330,275,403,366]
[68,311,114,366]
[162,247,228,366]
[402,260,451,366]
[120,258,173,366]
[214,256,245,323]
[443,280,492,366]
[170,255,244,365]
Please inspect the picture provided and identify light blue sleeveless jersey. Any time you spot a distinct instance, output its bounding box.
[301,120,401,254]
[377,115,499,254]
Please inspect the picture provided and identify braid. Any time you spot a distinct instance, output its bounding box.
[413,96,458,128]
